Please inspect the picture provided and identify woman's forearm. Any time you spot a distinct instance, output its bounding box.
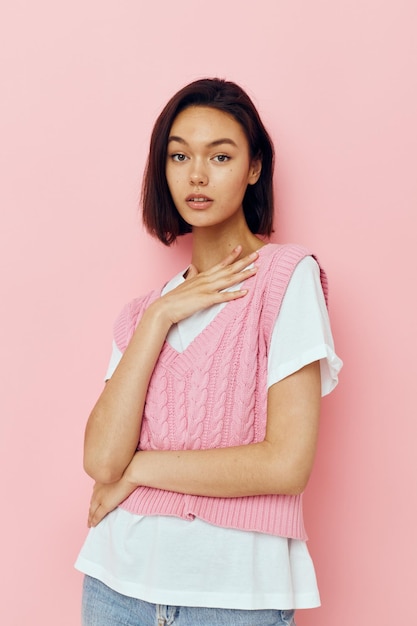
[125,443,304,498]
[125,362,321,498]
[125,417,317,498]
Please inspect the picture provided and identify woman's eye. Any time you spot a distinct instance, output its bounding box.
[171,153,188,162]
[213,154,230,163]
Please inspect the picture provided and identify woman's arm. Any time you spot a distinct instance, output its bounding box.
[88,360,321,526]
[83,247,259,484]
[83,303,172,484]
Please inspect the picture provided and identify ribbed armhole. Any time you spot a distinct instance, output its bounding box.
[113,290,160,351]
[261,244,312,346]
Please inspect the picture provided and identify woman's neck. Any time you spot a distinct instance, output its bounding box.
[190,226,266,273]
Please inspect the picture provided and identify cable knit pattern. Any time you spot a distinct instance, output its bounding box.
[113,243,328,539]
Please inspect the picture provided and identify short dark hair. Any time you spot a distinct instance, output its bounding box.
[142,78,275,245]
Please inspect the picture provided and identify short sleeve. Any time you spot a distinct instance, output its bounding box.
[104,340,123,381]
[267,256,342,396]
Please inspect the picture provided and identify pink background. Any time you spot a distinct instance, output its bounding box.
[1,1,416,624]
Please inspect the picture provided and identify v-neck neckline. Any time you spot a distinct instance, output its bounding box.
[157,243,273,369]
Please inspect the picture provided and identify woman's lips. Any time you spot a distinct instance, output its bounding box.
[185,194,213,210]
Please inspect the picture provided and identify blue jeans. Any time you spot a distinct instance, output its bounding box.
[82,576,296,626]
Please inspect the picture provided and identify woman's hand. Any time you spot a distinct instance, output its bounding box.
[155,245,259,326]
[88,475,138,527]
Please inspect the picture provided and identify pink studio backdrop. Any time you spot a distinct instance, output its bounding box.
[1,1,415,624]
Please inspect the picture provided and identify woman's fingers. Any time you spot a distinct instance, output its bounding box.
[88,492,113,527]
[190,247,259,287]
[88,477,138,527]
[190,247,259,294]
[185,263,199,279]
[158,245,259,325]
[88,483,109,527]
[208,245,258,275]
[88,500,101,527]
[215,244,245,268]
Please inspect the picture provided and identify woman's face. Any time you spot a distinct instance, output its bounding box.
[165,106,261,233]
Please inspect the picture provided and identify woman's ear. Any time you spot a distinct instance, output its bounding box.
[248,158,262,185]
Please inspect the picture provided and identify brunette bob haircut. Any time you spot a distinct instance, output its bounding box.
[142,78,275,245]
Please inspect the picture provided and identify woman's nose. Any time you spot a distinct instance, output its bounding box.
[190,163,208,186]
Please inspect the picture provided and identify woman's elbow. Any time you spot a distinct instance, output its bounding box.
[284,477,309,496]
[83,455,123,484]
[268,453,314,496]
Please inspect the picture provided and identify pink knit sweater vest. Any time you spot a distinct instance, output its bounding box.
[113,243,328,539]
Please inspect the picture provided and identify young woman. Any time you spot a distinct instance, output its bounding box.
[75,78,342,626]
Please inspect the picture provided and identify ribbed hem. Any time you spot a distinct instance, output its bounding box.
[119,488,307,540]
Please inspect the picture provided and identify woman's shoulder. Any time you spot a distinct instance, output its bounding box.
[113,288,160,351]
[260,243,328,307]
[259,242,318,279]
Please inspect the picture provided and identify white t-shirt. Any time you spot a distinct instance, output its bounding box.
[75,256,342,610]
